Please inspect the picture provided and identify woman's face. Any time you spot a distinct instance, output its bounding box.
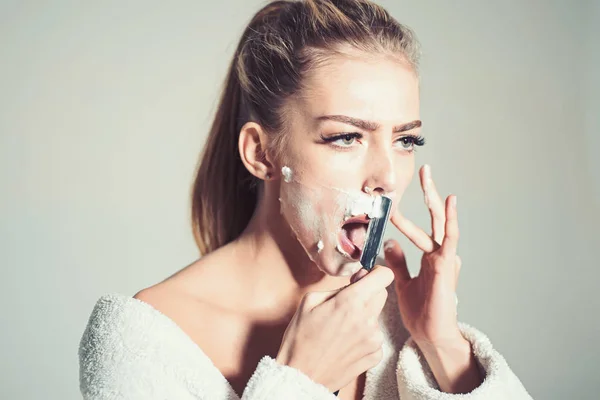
[277,53,421,277]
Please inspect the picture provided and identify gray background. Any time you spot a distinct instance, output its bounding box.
[1,0,598,398]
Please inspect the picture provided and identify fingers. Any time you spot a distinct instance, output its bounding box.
[421,165,446,244]
[350,268,369,284]
[339,265,394,304]
[391,166,459,261]
[303,265,393,311]
[365,286,388,317]
[441,195,459,258]
[383,239,411,286]
[302,287,345,310]
[454,255,462,291]
[390,208,438,253]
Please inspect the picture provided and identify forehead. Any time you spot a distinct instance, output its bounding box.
[297,54,420,124]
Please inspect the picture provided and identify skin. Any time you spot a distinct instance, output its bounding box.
[273,51,414,278]
[135,48,482,398]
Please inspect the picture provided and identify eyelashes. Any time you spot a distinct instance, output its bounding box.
[320,132,362,147]
[319,132,426,152]
[397,134,426,147]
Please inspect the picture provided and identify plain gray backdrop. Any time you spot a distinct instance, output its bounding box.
[1,1,599,398]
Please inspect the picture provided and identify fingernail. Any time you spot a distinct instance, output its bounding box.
[423,164,431,179]
[452,196,457,208]
[351,268,368,283]
[384,240,395,252]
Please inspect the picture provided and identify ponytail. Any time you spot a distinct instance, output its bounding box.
[190,50,257,255]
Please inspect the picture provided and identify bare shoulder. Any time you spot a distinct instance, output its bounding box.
[132,256,223,319]
[133,253,250,383]
[132,251,243,344]
[132,272,203,332]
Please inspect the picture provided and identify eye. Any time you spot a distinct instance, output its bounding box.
[395,134,426,152]
[338,134,357,146]
[320,132,363,148]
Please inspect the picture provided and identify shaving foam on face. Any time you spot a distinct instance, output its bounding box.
[281,166,293,183]
[369,195,383,218]
[278,172,329,266]
[278,165,395,276]
[282,167,391,221]
[343,192,385,220]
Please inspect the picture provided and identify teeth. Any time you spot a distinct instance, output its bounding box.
[335,243,351,258]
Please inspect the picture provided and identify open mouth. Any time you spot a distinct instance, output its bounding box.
[338,214,370,260]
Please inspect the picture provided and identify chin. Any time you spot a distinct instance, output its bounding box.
[334,260,363,277]
[306,247,364,277]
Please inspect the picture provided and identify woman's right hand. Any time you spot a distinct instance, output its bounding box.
[275,265,395,392]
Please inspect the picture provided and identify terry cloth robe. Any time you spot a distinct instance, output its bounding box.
[79,284,533,399]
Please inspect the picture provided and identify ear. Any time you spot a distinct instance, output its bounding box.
[238,121,275,181]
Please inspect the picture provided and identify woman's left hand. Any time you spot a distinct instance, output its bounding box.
[384,164,464,348]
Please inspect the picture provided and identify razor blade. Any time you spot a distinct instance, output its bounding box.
[359,196,392,271]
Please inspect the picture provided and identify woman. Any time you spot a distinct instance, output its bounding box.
[79,0,533,399]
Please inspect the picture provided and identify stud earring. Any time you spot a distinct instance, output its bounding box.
[265,172,272,180]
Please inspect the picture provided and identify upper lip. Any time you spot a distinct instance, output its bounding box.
[343,214,370,226]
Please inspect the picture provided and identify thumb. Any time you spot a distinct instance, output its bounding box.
[383,239,411,287]
[350,267,369,284]
[301,266,371,310]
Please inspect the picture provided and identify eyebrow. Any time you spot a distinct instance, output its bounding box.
[316,115,422,133]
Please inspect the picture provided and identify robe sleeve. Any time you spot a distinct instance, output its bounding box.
[396,322,533,400]
[78,297,202,399]
[241,356,337,399]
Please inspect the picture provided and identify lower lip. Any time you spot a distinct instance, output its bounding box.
[337,230,361,260]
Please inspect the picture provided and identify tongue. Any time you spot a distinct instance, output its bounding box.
[345,223,367,250]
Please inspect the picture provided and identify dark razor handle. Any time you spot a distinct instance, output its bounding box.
[359,196,392,271]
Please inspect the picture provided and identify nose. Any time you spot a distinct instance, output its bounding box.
[363,147,396,195]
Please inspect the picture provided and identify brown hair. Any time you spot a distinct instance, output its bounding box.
[191,0,420,255]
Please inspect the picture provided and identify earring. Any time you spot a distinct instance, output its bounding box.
[265,172,272,180]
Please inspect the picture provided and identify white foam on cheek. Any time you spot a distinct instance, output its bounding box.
[280,178,356,273]
[279,165,319,237]
[281,170,388,221]
[279,177,332,265]
[281,166,293,183]
[289,189,320,235]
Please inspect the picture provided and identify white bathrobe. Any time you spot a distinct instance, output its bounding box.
[78,284,533,399]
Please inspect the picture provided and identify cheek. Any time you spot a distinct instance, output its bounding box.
[297,156,356,187]
[279,180,351,269]
[279,179,345,242]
